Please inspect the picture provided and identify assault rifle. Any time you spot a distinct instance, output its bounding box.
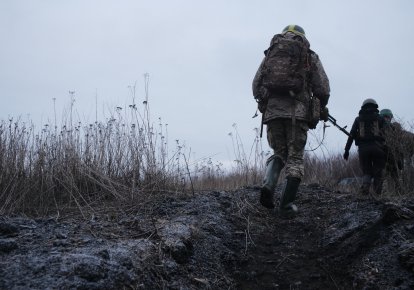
[327,114,350,137]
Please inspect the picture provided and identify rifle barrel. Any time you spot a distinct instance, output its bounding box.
[327,114,350,136]
[327,114,336,123]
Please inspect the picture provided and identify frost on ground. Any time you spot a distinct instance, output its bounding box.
[0,185,414,289]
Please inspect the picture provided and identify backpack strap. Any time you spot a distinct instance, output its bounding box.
[290,91,297,141]
[373,120,379,136]
[359,121,365,138]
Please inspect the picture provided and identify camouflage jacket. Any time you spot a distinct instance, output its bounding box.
[252,32,330,124]
[383,121,414,165]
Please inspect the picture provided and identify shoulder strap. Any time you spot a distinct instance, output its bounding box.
[359,121,365,138]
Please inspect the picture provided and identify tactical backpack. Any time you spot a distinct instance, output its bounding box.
[261,34,310,94]
[357,113,383,142]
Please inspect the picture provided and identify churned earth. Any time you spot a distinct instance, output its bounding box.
[1,184,414,289]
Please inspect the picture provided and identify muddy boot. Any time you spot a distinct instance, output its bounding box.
[279,177,301,216]
[260,157,284,209]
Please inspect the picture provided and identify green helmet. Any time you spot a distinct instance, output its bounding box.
[362,98,378,108]
[380,108,393,119]
[282,25,305,36]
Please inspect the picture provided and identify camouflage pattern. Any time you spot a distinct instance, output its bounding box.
[266,119,309,179]
[260,34,309,93]
[384,122,414,159]
[384,122,405,168]
[252,32,330,124]
[383,121,414,191]
[253,31,329,182]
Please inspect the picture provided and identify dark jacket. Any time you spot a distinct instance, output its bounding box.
[345,106,386,151]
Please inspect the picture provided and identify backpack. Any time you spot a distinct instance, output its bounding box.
[261,34,310,94]
[357,112,383,142]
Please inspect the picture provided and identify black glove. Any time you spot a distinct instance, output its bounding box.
[343,150,349,161]
[320,107,329,122]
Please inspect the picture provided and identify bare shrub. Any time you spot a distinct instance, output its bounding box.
[1,84,412,217]
[0,80,187,215]
[217,124,268,189]
[303,151,361,189]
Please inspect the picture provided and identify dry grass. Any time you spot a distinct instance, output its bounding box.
[0,79,196,215]
[0,87,413,216]
[303,151,362,187]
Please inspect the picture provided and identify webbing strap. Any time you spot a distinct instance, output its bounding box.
[290,90,296,141]
[359,121,365,138]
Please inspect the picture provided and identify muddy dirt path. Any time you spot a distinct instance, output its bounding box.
[1,185,414,289]
[229,185,414,289]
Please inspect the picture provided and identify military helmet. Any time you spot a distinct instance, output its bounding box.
[380,108,393,119]
[362,98,378,108]
[282,25,305,36]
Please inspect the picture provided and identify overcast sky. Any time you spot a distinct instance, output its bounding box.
[1,0,413,166]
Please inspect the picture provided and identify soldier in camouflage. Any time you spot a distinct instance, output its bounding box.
[252,25,330,215]
[380,108,414,193]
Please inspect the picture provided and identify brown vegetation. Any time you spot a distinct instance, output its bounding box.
[0,91,413,217]
[0,90,414,289]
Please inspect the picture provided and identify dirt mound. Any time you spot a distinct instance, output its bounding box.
[0,185,413,289]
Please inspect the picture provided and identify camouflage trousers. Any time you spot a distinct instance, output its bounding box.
[266,119,309,179]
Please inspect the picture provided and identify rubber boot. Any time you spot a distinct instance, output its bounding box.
[279,177,301,216]
[260,157,284,209]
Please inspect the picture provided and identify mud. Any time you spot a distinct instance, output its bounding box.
[1,185,414,289]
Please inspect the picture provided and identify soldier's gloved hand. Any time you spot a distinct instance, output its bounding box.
[256,90,269,114]
[343,150,349,161]
[320,107,329,122]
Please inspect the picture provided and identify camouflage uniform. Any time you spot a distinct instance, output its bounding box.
[383,121,404,192]
[266,119,308,179]
[383,121,414,192]
[253,31,330,211]
[253,32,330,179]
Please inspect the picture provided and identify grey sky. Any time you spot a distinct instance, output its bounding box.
[1,0,413,165]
